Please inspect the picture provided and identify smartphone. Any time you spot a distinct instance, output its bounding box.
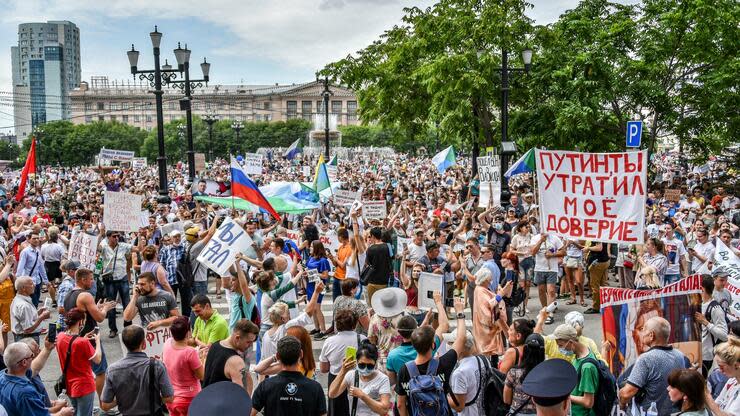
[345,346,357,361]
[93,327,100,336]
[47,323,57,343]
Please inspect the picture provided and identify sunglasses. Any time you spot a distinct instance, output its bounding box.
[357,363,375,370]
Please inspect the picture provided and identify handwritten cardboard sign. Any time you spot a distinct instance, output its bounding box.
[196,218,253,275]
[103,191,143,232]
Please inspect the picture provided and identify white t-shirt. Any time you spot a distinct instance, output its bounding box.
[450,355,481,416]
[690,241,714,272]
[533,234,563,273]
[261,311,312,360]
[407,242,427,263]
[661,236,687,275]
[646,223,662,239]
[319,330,367,375]
[341,370,391,416]
[715,377,740,416]
[346,252,366,280]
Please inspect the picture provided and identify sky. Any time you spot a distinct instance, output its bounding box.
[0,0,637,133]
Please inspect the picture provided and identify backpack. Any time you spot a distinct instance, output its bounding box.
[705,300,731,345]
[236,293,261,328]
[503,271,526,308]
[176,246,198,289]
[475,356,510,416]
[576,357,618,416]
[405,359,450,416]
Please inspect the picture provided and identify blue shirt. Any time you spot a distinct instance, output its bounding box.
[159,243,185,285]
[305,256,331,274]
[16,246,47,285]
[0,370,50,416]
[386,338,441,374]
[484,259,501,290]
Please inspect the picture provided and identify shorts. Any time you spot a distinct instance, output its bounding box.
[306,280,325,304]
[564,256,582,269]
[519,257,535,282]
[91,343,108,375]
[534,271,558,285]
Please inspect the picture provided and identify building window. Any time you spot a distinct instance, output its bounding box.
[146,115,153,123]
[122,102,129,110]
[134,115,140,122]
[122,115,128,123]
[348,101,358,121]
[84,103,92,111]
[301,101,312,120]
[316,100,324,113]
[263,102,270,110]
[264,114,271,122]
[168,102,176,110]
[97,102,105,110]
[331,100,342,114]
[85,116,92,123]
[286,101,297,119]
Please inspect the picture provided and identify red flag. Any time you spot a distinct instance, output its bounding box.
[15,137,37,202]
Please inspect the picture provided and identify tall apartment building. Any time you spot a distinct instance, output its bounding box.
[11,20,81,141]
[69,77,359,131]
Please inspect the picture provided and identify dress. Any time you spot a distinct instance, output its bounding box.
[473,285,507,356]
[368,314,404,369]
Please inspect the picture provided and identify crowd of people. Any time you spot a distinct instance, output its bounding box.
[0,147,737,416]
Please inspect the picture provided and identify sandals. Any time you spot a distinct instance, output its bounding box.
[580,301,587,307]
[544,316,554,325]
[565,300,577,305]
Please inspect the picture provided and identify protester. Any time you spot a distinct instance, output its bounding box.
[551,324,599,416]
[583,240,610,314]
[305,240,331,339]
[158,230,185,298]
[530,233,564,325]
[226,255,255,331]
[704,337,740,416]
[695,274,729,377]
[368,287,409,371]
[332,279,369,332]
[499,318,535,374]
[365,227,394,303]
[0,255,14,347]
[448,329,481,415]
[472,267,510,362]
[190,294,229,347]
[16,231,48,307]
[101,325,174,416]
[521,358,577,416]
[139,245,174,296]
[202,319,259,393]
[328,340,392,416]
[666,369,710,416]
[98,231,132,338]
[161,316,203,416]
[10,275,50,342]
[503,333,546,415]
[122,272,179,330]
[56,308,102,416]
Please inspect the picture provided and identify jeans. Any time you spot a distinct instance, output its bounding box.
[179,283,193,318]
[332,278,342,301]
[105,280,130,332]
[31,283,42,307]
[71,392,95,416]
[192,281,208,296]
[664,273,681,285]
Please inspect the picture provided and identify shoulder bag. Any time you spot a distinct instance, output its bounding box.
[148,357,164,416]
[54,335,79,396]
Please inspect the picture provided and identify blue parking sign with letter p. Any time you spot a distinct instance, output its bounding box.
[626,121,642,148]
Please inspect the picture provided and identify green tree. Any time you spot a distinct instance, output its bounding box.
[0,141,21,163]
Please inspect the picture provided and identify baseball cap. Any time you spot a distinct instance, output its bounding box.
[552,324,578,342]
[62,260,81,271]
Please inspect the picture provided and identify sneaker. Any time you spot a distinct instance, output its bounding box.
[309,329,320,336]
[584,308,600,314]
[313,332,328,340]
[544,316,554,325]
[108,330,118,339]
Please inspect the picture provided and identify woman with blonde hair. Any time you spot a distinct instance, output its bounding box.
[253,325,317,380]
[705,337,740,416]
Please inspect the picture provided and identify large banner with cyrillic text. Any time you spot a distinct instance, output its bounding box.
[536,149,647,244]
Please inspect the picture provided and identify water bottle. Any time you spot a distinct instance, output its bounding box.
[57,391,70,406]
[645,402,658,416]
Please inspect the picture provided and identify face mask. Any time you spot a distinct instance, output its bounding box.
[357,366,374,377]
[493,223,503,231]
[559,347,574,357]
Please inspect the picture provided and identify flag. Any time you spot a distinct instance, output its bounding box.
[16,137,37,202]
[504,148,536,178]
[295,183,320,203]
[313,154,331,193]
[431,146,456,173]
[230,157,280,220]
[283,139,302,160]
[328,154,338,166]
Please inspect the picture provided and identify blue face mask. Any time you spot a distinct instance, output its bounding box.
[357,366,374,377]
[559,347,574,357]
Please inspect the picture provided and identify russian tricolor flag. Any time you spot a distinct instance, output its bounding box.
[230,157,281,221]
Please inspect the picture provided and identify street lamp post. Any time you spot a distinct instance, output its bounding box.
[321,77,332,160]
[203,112,218,161]
[231,120,243,155]
[163,43,210,183]
[32,126,43,170]
[127,26,184,203]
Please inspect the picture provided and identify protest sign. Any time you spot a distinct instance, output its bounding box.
[68,231,99,270]
[714,238,740,267]
[334,190,359,206]
[396,237,412,255]
[417,272,444,311]
[536,149,647,244]
[119,327,170,360]
[302,166,311,178]
[285,229,302,243]
[194,153,206,173]
[103,191,143,232]
[132,157,147,169]
[196,218,254,276]
[243,153,263,175]
[326,165,338,183]
[601,275,702,377]
[664,189,681,202]
[160,221,185,237]
[99,148,135,161]
[140,211,151,228]
[477,156,501,208]
[362,200,387,220]
[319,234,340,252]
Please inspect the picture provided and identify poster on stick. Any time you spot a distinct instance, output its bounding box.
[243,153,263,175]
[362,200,387,220]
[194,153,206,173]
[417,272,445,311]
[103,191,143,232]
[600,275,702,378]
[334,190,359,206]
[664,189,681,202]
[477,156,501,208]
[196,218,253,276]
[119,327,170,360]
[536,149,647,244]
[68,231,99,270]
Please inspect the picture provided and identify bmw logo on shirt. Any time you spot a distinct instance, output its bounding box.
[285,382,298,396]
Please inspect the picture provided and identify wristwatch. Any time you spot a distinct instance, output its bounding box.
[456,312,466,320]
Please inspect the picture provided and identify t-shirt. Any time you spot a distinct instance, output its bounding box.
[661,236,687,275]
[386,339,442,375]
[136,290,177,326]
[450,356,481,416]
[715,377,740,415]
[366,243,393,285]
[627,346,688,415]
[319,331,367,375]
[571,351,599,416]
[690,241,714,272]
[305,256,331,277]
[713,289,733,314]
[188,239,209,282]
[161,339,202,398]
[193,310,230,345]
[261,312,313,360]
[533,234,563,273]
[395,350,458,416]
[56,333,96,398]
[251,371,326,416]
[341,370,391,416]
[504,366,537,414]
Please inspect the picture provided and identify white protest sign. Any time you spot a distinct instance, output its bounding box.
[319,234,340,252]
[477,156,501,208]
[536,149,647,244]
[132,157,147,169]
[243,153,263,175]
[160,221,185,237]
[68,231,99,270]
[714,239,740,266]
[99,148,135,161]
[334,190,360,206]
[119,327,170,360]
[103,191,143,232]
[140,211,151,228]
[326,165,338,183]
[397,237,412,255]
[362,200,387,220]
[302,166,311,178]
[417,272,444,311]
[196,218,254,276]
[285,229,302,243]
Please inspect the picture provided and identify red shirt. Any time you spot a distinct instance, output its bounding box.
[56,333,96,398]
